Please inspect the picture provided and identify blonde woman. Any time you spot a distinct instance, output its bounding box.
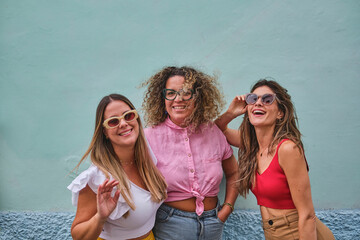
[215,79,334,240]
[142,66,238,240]
[68,94,167,240]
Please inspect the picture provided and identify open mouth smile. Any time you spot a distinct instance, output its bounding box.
[252,109,266,116]
[172,105,187,111]
[119,129,133,136]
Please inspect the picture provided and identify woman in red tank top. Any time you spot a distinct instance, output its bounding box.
[215,79,334,240]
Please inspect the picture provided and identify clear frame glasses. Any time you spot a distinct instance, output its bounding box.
[162,88,194,101]
[103,110,138,129]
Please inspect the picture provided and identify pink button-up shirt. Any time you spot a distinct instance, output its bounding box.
[144,117,233,215]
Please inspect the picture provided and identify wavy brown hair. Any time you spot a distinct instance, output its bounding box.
[73,94,167,210]
[141,66,225,129]
[237,79,304,197]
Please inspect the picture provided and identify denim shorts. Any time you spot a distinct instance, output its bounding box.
[153,203,224,240]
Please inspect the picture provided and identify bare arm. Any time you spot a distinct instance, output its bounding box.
[279,141,316,240]
[71,179,120,240]
[217,154,239,222]
[215,95,247,147]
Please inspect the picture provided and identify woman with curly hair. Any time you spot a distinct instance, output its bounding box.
[142,66,238,240]
[215,79,334,240]
[68,94,167,240]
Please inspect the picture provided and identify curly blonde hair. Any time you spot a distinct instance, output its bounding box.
[141,66,225,129]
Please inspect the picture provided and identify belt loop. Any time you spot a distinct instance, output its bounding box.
[283,214,290,226]
[215,201,220,216]
[169,207,174,217]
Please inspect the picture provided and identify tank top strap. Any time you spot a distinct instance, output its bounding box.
[275,139,290,154]
[275,138,309,171]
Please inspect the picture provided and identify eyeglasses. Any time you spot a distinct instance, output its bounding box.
[103,110,138,129]
[162,88,194,101]
[245,93,277,105]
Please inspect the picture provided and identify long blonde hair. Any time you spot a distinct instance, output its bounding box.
[141,66,225,129]
[237,79,304,197]
[74,94,167,210]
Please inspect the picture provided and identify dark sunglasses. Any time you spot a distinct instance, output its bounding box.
[245,93,277,105]
[162,88,194,101]
[103,110,138,129]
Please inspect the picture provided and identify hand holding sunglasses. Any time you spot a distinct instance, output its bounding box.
[225,95,248,118]
[103,110,138,129]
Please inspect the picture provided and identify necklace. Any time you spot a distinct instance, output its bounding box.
[259,147,268,157]
[120,160,134,165]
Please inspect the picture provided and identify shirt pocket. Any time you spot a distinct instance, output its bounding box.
[202,153,223,186]
[204,153,222,163]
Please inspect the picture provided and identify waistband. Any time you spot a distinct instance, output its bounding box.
[160,202,220,219]
[262,210,299,229]
[97,231,154,240]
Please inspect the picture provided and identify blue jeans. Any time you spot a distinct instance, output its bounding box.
[153,203,224,240]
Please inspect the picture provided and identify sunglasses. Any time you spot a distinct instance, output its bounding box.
[103,110,138,129]
[162,88,194,101]
[245,93,277,105]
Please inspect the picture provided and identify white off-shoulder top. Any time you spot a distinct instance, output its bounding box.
[68,155,162,240]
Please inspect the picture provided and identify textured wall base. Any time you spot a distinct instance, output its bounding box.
[0,210,359,239]
[223,210,360,240]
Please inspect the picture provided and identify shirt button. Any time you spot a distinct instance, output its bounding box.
[190,169,194,173]
[185,138,188,141]
[188,153,191,157]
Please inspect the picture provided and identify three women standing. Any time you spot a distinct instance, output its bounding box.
[68,75,335,240]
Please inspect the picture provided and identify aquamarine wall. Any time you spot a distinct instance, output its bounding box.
[1,0,359,238]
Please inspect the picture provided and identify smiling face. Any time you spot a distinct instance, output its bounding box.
[247,86,283,128]
[103,100,139,150]
[164,75,195,127]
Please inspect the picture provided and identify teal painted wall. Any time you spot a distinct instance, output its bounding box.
[0,0,359,212]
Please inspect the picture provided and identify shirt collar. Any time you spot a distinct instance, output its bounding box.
[164,116,187,130]
[164,116,208,133]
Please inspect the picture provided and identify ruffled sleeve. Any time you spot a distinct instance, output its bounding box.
[67,165,131,220]
[147,141,157,165]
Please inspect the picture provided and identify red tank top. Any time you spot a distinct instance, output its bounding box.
[251,139,296,209]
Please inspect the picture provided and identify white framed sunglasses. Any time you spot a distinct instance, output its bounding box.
[103,110,138,129]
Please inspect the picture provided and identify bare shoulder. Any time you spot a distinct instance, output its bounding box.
[278,140,304,169]
[279,140,301,154]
